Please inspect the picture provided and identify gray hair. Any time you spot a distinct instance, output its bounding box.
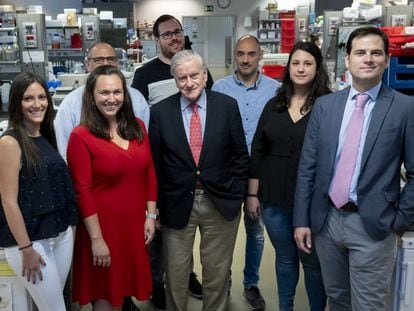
[170,50,206,77]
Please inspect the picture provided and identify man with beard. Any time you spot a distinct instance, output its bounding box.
[132,15,211,310]
[131,14,213,107]
[212,35,279,310]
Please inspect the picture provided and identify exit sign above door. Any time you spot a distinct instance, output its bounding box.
[204,5,214,12]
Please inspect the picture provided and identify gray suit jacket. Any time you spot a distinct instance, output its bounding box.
[293,85,414,240]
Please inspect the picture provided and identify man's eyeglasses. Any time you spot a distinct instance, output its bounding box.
[160,29,184,40]
[88,56,118,64]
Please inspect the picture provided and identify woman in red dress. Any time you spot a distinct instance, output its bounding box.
[67,65,157,310]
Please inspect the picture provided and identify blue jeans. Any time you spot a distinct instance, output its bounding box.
[262,204,326,311]
[243,211,265,288]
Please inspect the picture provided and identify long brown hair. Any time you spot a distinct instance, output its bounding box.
[273,42,331,114]
[81,65,144,142]
[7,72,57,172]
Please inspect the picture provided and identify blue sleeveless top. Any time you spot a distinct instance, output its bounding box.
[0,130,78,247]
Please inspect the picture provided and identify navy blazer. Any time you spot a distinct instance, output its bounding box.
[293,85,414,241]
[149,89,250,229]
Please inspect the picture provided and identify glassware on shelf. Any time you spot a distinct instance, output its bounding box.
[4,42,14,61]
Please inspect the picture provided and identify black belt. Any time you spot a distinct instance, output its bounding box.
[329,197,359,212]
[341,202,359,212]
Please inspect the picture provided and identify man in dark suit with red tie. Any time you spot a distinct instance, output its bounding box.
[149,50,250,311]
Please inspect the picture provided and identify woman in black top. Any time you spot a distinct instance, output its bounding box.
[247,42,331,311]
[0,73,78,310]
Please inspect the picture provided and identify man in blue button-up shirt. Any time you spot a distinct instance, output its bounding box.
[212,35,280,310]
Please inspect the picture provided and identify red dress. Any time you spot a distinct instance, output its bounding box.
[67,120,157,306]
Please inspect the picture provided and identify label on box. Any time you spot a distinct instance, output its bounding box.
[0,279,12,311]
[0,263,16,277]
[404,27,414,35]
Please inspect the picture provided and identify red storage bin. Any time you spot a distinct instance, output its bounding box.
[281,36,295,46]
[281,44,294,53]
[380,26,414,56]
[280,19,295,30]
[262,64,286,79]
[279,11,296,19]
[282,29,295,38]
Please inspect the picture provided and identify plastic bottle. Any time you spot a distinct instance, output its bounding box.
[52,34,60,49]
[137,45,143,63]
[1,82,11,112]
[13,41,19,61]
[2,44,6,61]
[309,12,316,25]
[4,43,14,61]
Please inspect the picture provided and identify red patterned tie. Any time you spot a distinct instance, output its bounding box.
[330,93,370,208]
[190,102,202,165]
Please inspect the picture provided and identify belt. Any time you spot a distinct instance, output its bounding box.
[341,202,359,212]
[329,197,359,212]
[194,188,205,195]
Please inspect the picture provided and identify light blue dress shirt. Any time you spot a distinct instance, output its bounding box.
[180,90,207,142]
[212,72,280,154]
[330,82,382,204]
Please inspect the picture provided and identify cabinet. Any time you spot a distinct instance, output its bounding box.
[46,26,83,51]
[0,26,20,81]
[258,11,296,54]
[137,27,153,41]
[46,26,84,74]
[393,231,414,311]
[258,19,281,53]
[0,249,36,310]
[137,27,157,59]
[383,57,414,96]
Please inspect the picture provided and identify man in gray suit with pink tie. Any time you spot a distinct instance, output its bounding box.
[293,26,414,311]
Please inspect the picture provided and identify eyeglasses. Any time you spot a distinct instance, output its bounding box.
[88,56,118,64]
[160,29,184,40]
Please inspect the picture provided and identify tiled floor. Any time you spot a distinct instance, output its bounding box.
[133,221,312,311]
[76,221,312,311]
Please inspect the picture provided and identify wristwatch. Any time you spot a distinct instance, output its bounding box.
[147,213,158,220]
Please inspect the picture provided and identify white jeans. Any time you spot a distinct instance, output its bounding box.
[4,226,74,311]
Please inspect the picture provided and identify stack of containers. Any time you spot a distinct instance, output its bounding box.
[279,10,296,53]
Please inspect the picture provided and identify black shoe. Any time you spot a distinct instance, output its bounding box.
[151,285,166,311]
[122,296,140,311]
[188,272,202,300]
[244,286,266,310]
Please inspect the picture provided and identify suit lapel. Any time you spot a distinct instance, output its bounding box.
[198,91,217,167]
[327,89,350,170]
[360,86,394,171]
[170,96,196,166]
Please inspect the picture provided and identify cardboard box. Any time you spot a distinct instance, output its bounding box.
[259,9,269,20]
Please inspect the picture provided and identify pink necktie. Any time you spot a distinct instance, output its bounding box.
[189,102,202,165]
[330,93,370,208]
